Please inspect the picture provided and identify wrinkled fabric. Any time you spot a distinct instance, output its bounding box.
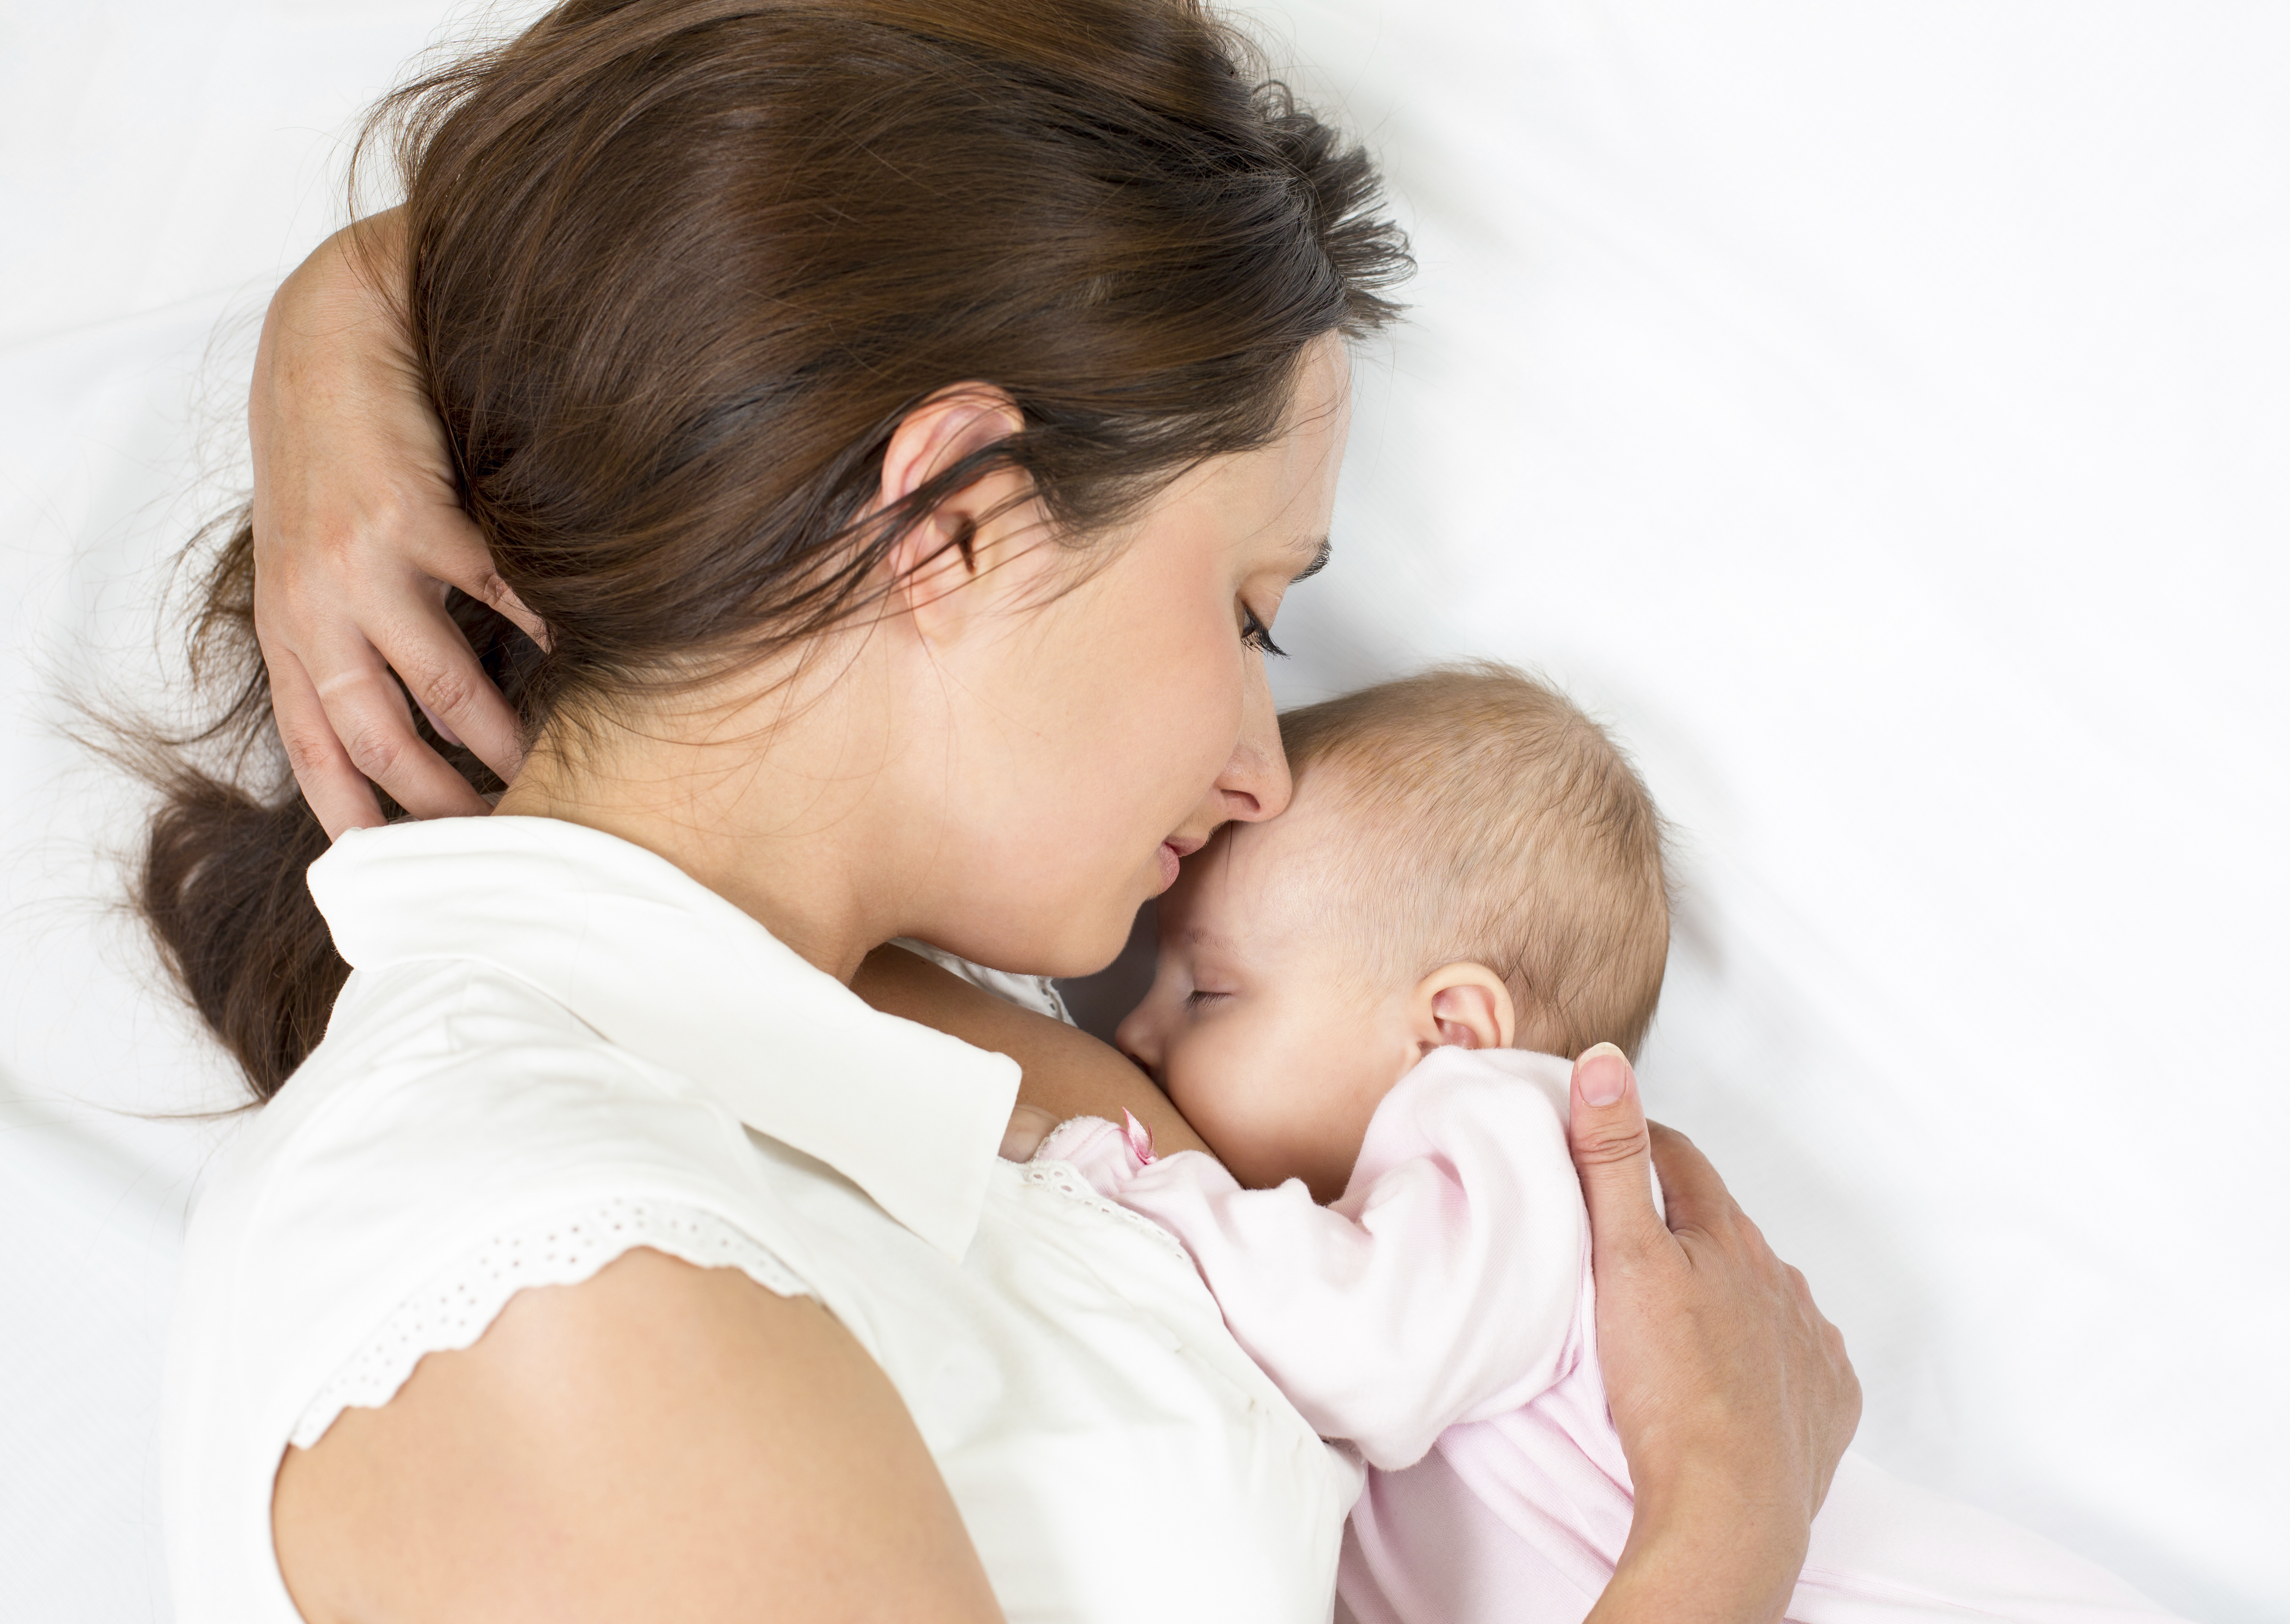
[1050,1047,2188,1624]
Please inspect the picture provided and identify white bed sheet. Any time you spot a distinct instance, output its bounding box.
[2,3,2281,1620]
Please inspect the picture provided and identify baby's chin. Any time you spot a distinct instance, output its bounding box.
[1175,1109,1327,1194]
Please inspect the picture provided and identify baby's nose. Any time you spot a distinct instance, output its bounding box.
[1112,1006,1161,1078]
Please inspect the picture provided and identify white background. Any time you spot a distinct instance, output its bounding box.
[2,3,2283,1619]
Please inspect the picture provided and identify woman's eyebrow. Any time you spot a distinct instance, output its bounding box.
[1291,537,1332,583]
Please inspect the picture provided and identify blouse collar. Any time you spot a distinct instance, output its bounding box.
[308,815,1020,1263]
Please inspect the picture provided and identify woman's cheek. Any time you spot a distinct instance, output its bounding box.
[1177,630,1251,800]
[1134,659,1244,832]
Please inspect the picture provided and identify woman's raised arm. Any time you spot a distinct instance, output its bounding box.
[249,212,539,836]
[272,1247,1004,1624]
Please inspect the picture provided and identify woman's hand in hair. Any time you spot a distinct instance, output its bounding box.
[1568,1043,1861,1624]
[249,209,543,836]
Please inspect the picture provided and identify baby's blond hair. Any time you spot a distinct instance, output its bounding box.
[1278,663,1670,1060]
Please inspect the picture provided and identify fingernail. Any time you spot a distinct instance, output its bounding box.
[1577,1042,1630,1106]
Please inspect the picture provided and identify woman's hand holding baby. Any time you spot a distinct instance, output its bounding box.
[1570,1042,1861,1624]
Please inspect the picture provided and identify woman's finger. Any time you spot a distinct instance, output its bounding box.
[1568,1043,1671,1259]
[294,630,494,824]
[371,588,527,783]
[263,640,389,837]
[1643,1121,1740,1236]
[437,558,548,649]
[406,503,550,649]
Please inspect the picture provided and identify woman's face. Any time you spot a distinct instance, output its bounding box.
[912,336,1352,978]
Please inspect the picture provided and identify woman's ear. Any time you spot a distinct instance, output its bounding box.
[1410,962,1516,1054]
[875,385,1036,635]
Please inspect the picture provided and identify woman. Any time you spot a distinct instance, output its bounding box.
[147,1,1858,1619]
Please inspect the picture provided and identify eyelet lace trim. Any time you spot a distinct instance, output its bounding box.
[289,1197,807,1449]
[1016,1156,1193,1267]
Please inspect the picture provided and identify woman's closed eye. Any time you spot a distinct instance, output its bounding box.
[1185,988,1230,1010]
[1239,605,1287,658]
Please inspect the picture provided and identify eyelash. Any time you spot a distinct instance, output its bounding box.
[1185,989,1228,1009]
[1240,606,1287,658]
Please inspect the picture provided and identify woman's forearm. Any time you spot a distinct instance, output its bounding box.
[1589,1464,1808,1624]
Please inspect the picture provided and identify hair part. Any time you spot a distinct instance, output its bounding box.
[132,0,1409,1100]
[1278,662,1672,1060]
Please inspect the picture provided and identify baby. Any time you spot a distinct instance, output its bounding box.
[1035,664,2183,1624]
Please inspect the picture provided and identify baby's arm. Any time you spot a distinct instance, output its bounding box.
[1053,1050,1590,1471]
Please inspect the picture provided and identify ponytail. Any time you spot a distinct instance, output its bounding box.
[132,517,534,1098]
[142,761,342,1099]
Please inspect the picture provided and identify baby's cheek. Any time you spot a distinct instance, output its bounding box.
[1174,1075,1317,1189]
[1161,1059,1227,1147]
[1162,1038,1263,1166]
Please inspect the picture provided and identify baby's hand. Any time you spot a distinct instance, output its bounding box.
[999,1104,1060,1163]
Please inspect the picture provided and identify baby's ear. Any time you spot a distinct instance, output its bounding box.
[1413,963,1516,1053]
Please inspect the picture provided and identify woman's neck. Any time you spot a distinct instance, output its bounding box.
[492,680,906,984]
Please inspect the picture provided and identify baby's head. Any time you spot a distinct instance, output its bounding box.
[1116,664,1669,1200]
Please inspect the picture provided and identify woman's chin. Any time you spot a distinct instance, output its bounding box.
[1047,917,1148,980]
[936,901,1133,981]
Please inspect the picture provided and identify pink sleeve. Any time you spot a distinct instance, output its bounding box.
[1043,1049,1590,1471]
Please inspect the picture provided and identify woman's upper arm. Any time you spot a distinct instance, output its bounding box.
[273,1246,1003,1624]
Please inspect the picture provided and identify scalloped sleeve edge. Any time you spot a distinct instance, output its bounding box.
[288,1194,811,1450]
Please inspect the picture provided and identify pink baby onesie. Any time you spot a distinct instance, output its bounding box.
[1039,1047,2185,1624]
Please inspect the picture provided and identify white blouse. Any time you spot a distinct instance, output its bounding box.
[162,815,1357,1624]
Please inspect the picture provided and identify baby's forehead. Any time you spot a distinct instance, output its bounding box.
[1207,795,1390,952]
[1220,788,1363,885]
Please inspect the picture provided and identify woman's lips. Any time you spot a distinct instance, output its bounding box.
[1155,835,1203,893]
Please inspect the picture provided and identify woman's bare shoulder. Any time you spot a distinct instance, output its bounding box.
[853,944,1210,1159]
[274,1247,1003,1624]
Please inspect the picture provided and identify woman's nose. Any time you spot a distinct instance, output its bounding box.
[1211,653,1291,824]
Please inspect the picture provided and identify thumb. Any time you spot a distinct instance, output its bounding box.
[1569,1042,1668,1257]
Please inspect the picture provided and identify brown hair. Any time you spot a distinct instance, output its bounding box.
[140,0,1409,1099]
[1277,663,1671,1059]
